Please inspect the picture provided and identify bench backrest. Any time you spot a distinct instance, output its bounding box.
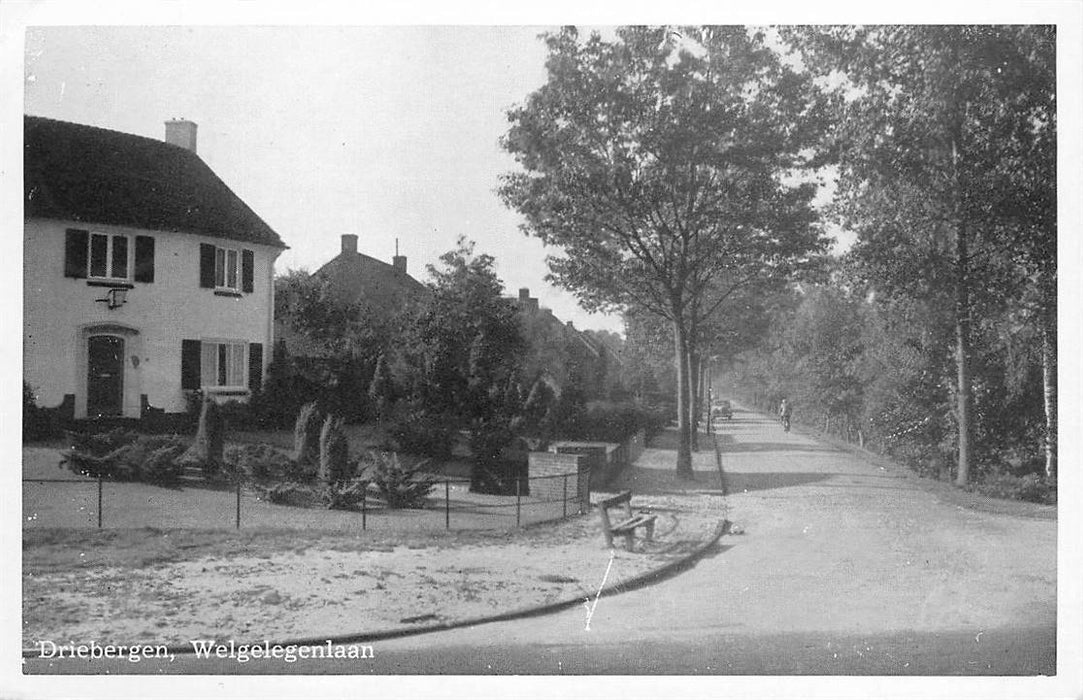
[595,490,632,511]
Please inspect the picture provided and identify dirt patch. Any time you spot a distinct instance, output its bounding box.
[23,494,721,648]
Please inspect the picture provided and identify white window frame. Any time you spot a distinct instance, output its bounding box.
[214,246,240,291]
[88,232,131,282]
[200,339,248,392]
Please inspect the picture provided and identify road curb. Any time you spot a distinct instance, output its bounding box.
[22,519,729,658]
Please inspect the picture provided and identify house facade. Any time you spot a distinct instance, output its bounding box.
[24,115,287,420]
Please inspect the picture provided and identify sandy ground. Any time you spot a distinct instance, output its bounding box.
[23,488,722,648]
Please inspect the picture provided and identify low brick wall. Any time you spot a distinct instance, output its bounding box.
[528,451,588,512]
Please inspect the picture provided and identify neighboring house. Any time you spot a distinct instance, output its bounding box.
[512,287,624,399]
[275,234,428,358]
[24,115,287,420]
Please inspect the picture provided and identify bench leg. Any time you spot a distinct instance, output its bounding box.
[623,533,635,551]
[644,521,655,542]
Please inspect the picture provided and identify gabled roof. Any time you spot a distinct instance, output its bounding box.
[314,251,428,310]
[24,115,286,249]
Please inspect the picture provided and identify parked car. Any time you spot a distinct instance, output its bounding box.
[711,400,733,420]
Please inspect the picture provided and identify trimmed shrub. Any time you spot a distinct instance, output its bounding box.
[182,397,225,475]
[368,354,396,422]
[60,431,186,483]
[387,410,453,460]
[262,481,312,507]
[318,415,352,483]
[361,451,436,509]
[320,478,369,510]
[23,382,59,442]
[120,435,188,484]
[292,402,323,467]
[223,443,294,481]
[60,428,141,479]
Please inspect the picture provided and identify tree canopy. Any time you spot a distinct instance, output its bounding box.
[501,26,829,474]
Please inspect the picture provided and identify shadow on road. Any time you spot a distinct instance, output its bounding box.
[647,430,719,452]
[722,441,840,454]
[723,471,831,494]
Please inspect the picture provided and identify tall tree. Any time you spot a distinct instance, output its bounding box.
[400,237,526,424]
[501,26,827,476]
[786,25,1056,485]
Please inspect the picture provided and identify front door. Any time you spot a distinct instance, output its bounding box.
[87,335,124,417]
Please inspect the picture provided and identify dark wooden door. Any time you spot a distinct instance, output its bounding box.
[87,335,124,417]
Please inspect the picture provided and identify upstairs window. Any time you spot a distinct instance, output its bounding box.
[200,243,255,293]
[89,232,129,281]
[215,247,239,290]
[64,229,155,283]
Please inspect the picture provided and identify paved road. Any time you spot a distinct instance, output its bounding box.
[25,407,1058,677]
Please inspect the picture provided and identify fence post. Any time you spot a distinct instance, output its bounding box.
[362,488,367,531]
[235,481,241,530]
[445,480,450,531]
[97,476,103,529]
[516,476,521,527]
[562,473,568,519]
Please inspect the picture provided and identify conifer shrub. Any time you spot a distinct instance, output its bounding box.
[182,397,225,476]
[361,451,436,509]
[318,415,352,483]
[292,402,324,467]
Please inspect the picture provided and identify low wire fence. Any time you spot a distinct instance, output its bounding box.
[22,470,589,532]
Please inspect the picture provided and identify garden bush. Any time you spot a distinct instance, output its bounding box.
[360,451,436,509]
[318,415,352,483]
[320,478,369,510]
[223,443,294,481]
[971,472,1057,505]
[292,402,324,467]
[23,382,60,442]
[182,397,225,475]
[60,428,141,479]
[60,431,187,484]
[261,481,313,507]
[387,410,453,460]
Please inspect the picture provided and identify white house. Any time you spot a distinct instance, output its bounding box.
[23,115,288,420]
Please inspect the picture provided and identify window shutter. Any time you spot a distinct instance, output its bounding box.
[181,339,202,390]
[199,244,216,288]
[248,342,263,392]
[134,236,155,283]
[242,249,254,293]
[64,229,89,278]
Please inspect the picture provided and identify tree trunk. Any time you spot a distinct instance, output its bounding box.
[954,220,973,487]
[689,350,701,451]
[1040,270,1057,480]
[673,319,694,478]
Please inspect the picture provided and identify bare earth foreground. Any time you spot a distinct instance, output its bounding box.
[23,464,721,649]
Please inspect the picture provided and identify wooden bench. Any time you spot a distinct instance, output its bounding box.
[596,490,656,550]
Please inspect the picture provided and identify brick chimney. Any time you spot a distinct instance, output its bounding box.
[164,119,198,153]
[341,234,358,256]
[393,254,407,274]
[519,287,530,301]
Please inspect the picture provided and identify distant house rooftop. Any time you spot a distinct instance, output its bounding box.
[312,234,427,309]
[24,115,286,249]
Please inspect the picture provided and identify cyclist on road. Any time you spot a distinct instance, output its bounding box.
[778,398,792,432]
